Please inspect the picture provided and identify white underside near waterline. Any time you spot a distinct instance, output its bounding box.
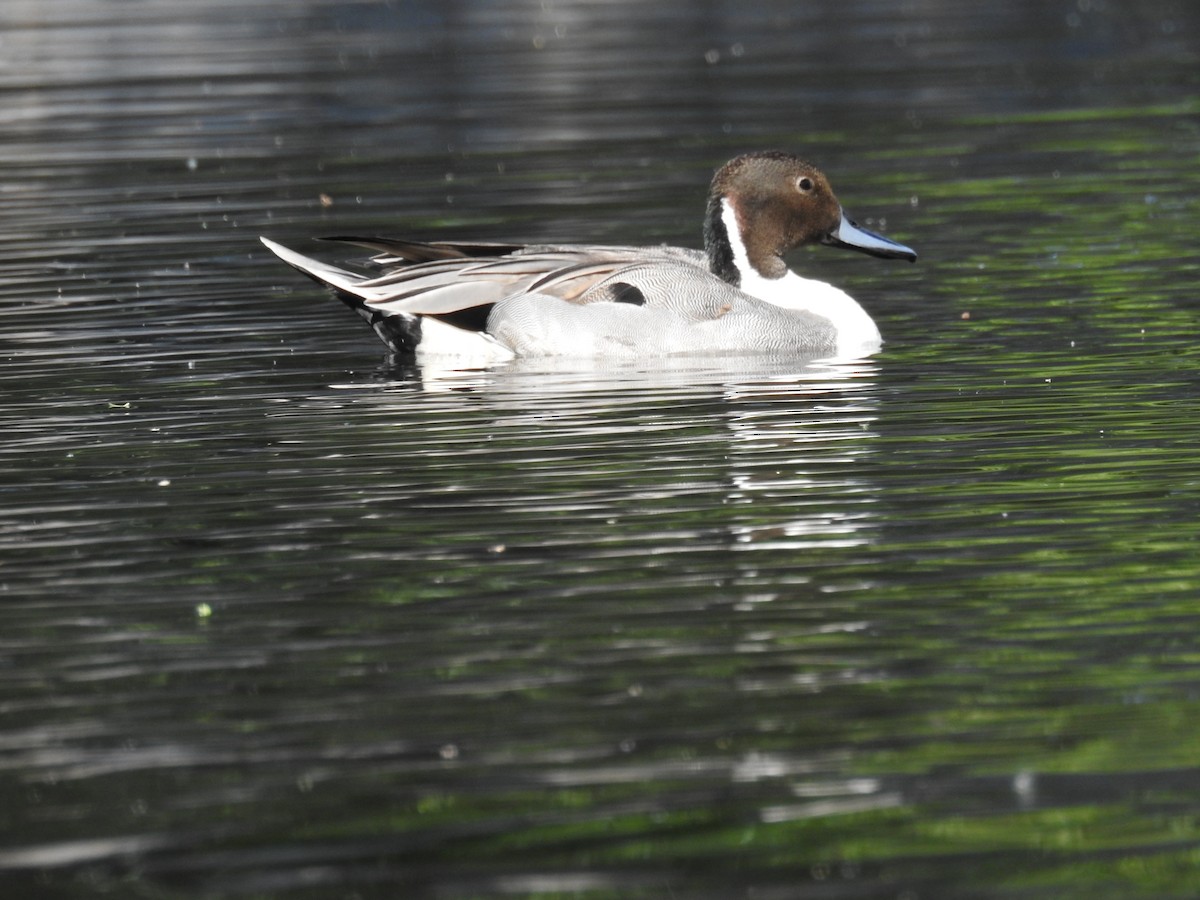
[720,200,882,357]
[415,316,516,363]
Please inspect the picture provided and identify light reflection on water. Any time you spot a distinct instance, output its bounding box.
[3,0,1200,897]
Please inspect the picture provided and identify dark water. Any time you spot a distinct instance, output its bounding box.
[3,1,1200,897]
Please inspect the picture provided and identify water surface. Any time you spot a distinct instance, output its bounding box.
[2,1,1200,897]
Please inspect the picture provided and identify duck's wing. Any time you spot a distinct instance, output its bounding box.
[261,236,711,318]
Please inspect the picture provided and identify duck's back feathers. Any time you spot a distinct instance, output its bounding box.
[320,236,526,263]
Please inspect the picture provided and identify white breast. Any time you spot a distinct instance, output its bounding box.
[721,200,881,357]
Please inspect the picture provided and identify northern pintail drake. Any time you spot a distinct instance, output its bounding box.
[260,151,916,361]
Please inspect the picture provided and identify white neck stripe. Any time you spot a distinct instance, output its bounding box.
[720,197,757,283]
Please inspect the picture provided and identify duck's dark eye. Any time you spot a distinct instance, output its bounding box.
[796,176,814,193]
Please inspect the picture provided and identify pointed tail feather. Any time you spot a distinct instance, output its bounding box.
[261,236,424,352]
[259,236,516,359]
[259,236,376,301]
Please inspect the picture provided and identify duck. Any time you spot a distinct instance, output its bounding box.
[260,151,916,361]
